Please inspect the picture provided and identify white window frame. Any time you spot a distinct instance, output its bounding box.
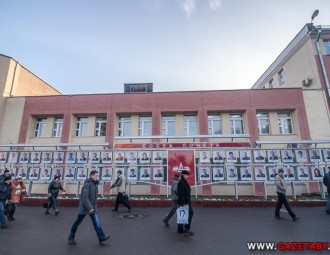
[76,117,88,137]
[118,116,131,136]
[184,115,197,136]
[230,114,244,135]
[95,116,107,136]
[278,69,285,85]
[208,114,222,135]
[162,115,176,136]
[278,112,293,134]
[268,78,274,88]
[257,113,270,135]
[34,118,47,137]
[324,39,330,55]
[53,117,63,137]
[139,116,152,136]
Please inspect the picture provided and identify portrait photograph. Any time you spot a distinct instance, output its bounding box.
[53,152,64,164]
[0,152,7,163]
[226,150,238,163]
[240,167,252,181]
[115,151,125,163]
[212,150,224,163]
[295,150,308,163]
[153,151,163,163]
[267,150,280,163]
[323,149,330,162]
[101,151,112,164]
[77,151,88,164]
[212,167,225,181]
[101,167,112,181]
[240,150,251,163]
[153,167,164,180]
[254,167,267,181]
[7,152,18,164]
[226,167,238,181]
[199,151,210,163]
[268,167,278,181]
[29,167,40,180]
[297,167,309,181]
[309,149,323,162]
[311,167,324,180]
[42,152,53,164]
[17,168,27,179]
[281,150,294,163]
[140,167,151,180]
[89,151,101,164]
[40,167,51,180]
[64,167,76,180]
[65,151,76,164]
[51,168,63,180]
[254,150,266,163]
[30,152,41,164]
[139,151,150,163]
[76,167,88,180]
[127,151,137,164]
[283,166,295,181]
[19,152,30,164]
[127,167,137,181]
[199,167,210,181]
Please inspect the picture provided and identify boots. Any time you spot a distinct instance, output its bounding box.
[8,207,16,221]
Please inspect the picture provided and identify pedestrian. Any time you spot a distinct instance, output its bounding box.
[177,170,194,235]
[111,170,131,213]
[68,170,110,245]
[275,168,300,221]
[322,167,330,214]
[163,174,180,227]
[45,176,65,215]
[0,176,12,229]
[8,176,27,221]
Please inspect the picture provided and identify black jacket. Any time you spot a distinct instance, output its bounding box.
[177,177,191,206]
[323,173,330,193]
[48,180,64,197]
[0,182,12,202]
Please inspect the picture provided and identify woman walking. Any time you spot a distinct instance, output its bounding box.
[46,176,65,215]
[8,176,27,221]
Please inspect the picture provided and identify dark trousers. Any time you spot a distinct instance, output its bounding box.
[114,192,131,210]
[164,201,178,222]
[69,213,106,240]
[177,203,194,232]
[46,196,57,210]
[275,192,296,219]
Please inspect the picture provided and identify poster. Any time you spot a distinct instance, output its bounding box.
[168,150,195,186]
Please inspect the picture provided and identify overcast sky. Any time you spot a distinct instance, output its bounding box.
[2,0,330,94]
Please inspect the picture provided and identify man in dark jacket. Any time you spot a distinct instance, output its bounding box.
[163,174,180,227]
[177,170,194,235]
[323,168,330,214]
[68,170,110,245]
[45,176,65,215]
[0,176,12,229]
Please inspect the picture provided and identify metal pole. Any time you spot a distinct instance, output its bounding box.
[319,181,326,199]
[28,181,33,196]
[290,182,296,200]
[234,182,238,200]
[263,182,268,200]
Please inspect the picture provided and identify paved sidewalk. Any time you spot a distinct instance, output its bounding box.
[1,206,329,255]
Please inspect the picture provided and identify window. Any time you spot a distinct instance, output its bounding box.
[95,117,107,136]
[139,116,152,136]
[257,113,270,135]
[230,114,244,134]
[76,117,88,136]
[118,116,131,136]
[278,113,293,134]
[162,115,176,136]
[184,115,197,136]
[34,118,47,137]
[208,114,221,135]
[278,69,285,85]
[269,79,274,88]
[324,40,330,55]
[53,117,63,137]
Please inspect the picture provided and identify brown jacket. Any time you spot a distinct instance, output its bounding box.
[11,179,27,204]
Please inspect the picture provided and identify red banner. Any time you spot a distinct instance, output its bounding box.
[168,150,195,186]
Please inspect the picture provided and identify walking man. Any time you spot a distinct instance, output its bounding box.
[46,176,65,215]
[111,170,131,213]
[323,167,330,214]
[68,170,110,245]
[163,174,180,227]
[177,170,194,235]
[275,168,300,221]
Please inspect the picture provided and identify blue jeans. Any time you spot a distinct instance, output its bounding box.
[69,213,106,240]
[326,195,330,212]
[164,201,178,222]
[50,196,57,210]
[0,202,7,227]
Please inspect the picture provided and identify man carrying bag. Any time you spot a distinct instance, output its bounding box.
[110,170,131,213]
[177,170,194,235]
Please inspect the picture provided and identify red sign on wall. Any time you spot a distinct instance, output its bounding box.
[168,150,195,186]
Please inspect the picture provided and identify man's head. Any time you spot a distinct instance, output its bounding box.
[90,170,99,181]
[243,152,247,157]
[300,168,305,174]
[144,169,148,174]
[44,169,49,173]
[93,153,97,157]
[117,170,122,176]
[81,152,85,157]
[298,151,303,156]
[54,176,60,182]
[244,169,249,174]
[4,176,11,184]
[216,169,221,174]
[157,169,161,174]
[284,151,289,156]
[202,169,207,174]
[272,168,276,174]
[230,169,234,174]
[105,168,110,174]
[69,153,73,157]
[257,169,263,175]
[4,169,10,176]
[270,151,275,156]
[130,169,135,173]
[286,168,291,174]
[181,170,189,179]
[278,168,284,177]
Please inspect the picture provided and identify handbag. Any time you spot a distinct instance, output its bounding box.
[20,191,28,202]
[43,199,50,208]
[4,203,13,216]
[177,204,189,224]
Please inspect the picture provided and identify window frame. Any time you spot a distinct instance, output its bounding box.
[256,112,270,135]
[324,39,330,55]
[208,114,222,135]
[230,114,244,135]
[75,117,88,137]
[52,117,63,137]
[162,115,176,136]
[278,69,285,85]
[34,117,47,137]
[184,115,197,136]
[118,116,131,137]
[278,112,293,134]
[95,116,107,137]
[138,116,152,136]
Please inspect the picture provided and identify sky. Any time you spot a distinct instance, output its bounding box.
[1,0,330,95]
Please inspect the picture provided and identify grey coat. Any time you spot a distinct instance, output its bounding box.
[78,178,99,215]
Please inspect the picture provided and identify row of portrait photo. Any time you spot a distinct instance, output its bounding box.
[0,151,164,164]
[0,166,166,182]
[197,165,330,182]
[199,148,330,164]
